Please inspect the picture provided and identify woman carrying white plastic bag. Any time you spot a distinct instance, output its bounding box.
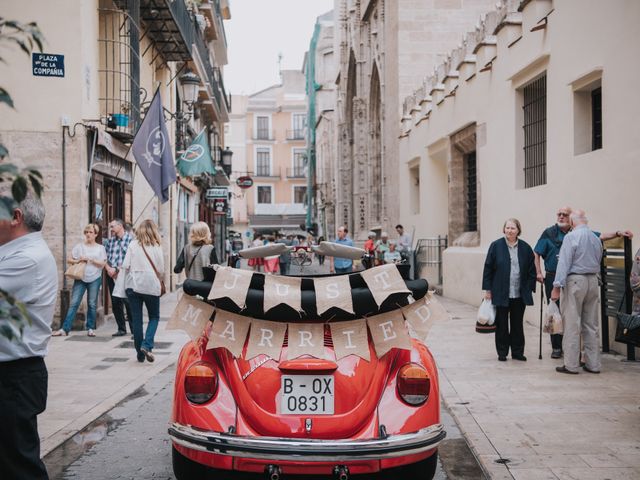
[477,299,496,325]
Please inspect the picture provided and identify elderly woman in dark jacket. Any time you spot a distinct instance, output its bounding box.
[482,218,536,362]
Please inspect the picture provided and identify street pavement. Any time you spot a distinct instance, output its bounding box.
[39,262,640,479]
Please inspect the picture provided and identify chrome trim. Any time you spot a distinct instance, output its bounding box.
[168,422,445,461]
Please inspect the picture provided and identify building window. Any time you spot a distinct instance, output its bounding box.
[572,74,602,155]
[293,186,307,204]
[291,113,306,139]
[464,152,477,232]
[409,164,420,215]
[522,74,546,188]
[256,116,270,139]
[592,87,602,151]
[292,149,306,177]
[256,148,270,176]
[257,186,272,204]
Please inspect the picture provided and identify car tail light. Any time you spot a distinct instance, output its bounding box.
[185,362,218,404]
[397,363,430,406]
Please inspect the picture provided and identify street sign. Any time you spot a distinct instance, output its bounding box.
[213,198,227,215]
[236,176,254,189]
[32,53,65,77]
[206,187,228,199]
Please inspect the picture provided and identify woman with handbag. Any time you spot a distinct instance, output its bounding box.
[121,219,164,363]
[631,248,640,315]
[174,222,218,281]
[53,224,107,337]
[482,218,536,362]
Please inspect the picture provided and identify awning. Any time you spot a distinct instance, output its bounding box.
[97,129,131,160]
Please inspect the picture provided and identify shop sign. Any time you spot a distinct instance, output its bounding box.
[236,176,254,189]
[206,187,229,199]
[32,53,65,77]
[213,198,227,215]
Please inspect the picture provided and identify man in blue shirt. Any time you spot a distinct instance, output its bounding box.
[329,226,354,274]
[104,219,133,336]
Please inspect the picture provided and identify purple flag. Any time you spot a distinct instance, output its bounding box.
[129,89,176,202]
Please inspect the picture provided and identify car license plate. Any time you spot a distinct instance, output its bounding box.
[280,375,334,415]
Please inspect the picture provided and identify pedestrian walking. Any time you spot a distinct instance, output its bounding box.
[173,221,218,281]
[122,219,164,363]
[482,218,536,362]
[552,210,603,374]
[53,223,106,337]
[316,235,326,266]
[0,194,58,480]
[275,233,293,275]
[104,218,133,337]
[329,226,354,274]
[248,233,264,272]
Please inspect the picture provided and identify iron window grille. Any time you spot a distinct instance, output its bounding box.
[256,116,270,140]
[522,74,547,188]
[294,186,307,204]
[464,151,478,232]
[592,87,602,151]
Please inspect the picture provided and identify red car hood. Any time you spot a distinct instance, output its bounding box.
[218,337,396,439]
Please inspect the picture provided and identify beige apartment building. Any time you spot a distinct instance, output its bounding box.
[231,71,308,238]
[0,0,230,320]
[320,0,495,242]
[398,0,640,346]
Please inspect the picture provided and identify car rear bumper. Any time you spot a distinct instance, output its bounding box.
[168,422,445,461]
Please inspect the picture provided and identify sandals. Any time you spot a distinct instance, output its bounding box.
[52,329,68,337]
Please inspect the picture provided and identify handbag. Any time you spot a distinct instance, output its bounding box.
[475,321,496,334]
[140,243,166,296]
[615,292,640,347]
[64,244,86,280]
[64,261,86,280]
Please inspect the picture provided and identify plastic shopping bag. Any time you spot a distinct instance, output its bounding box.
[543,300,563,334]
[477,299,496,326]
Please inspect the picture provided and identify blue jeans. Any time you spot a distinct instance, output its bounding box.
[335,266,352,274]
[62,277,102,332]
[126,288,160,353]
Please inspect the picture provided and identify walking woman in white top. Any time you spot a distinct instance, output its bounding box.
[122,220,164,363]
[53,223,107,337]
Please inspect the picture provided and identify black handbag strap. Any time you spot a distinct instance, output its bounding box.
[618,290,628,313]
[186,244,204,274]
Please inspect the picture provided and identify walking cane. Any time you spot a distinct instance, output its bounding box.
[538,288,544,360]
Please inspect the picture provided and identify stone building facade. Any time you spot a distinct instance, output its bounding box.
[398,0,640,344]
[0,0,230,322]
[326,0,495,242]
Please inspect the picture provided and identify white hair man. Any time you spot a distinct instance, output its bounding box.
[0,193,58,479]
[551,210,602,374]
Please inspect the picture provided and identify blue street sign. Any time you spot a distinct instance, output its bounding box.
[32,53,65,77]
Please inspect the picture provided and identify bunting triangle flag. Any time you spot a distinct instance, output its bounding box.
[177,128,216,177]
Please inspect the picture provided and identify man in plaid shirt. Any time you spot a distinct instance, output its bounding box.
[104,219,133,336]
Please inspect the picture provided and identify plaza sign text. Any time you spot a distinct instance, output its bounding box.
[32,53,65,77]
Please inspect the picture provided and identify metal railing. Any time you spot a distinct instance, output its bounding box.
[414,236,448,285]
[286,167,306,178]
[286,129,306,140]
[253,130,274,141]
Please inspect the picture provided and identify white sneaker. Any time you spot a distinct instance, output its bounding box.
[52,329,67,337]
[87,329,96,337]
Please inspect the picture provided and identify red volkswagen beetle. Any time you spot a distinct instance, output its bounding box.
[169,245,444,479]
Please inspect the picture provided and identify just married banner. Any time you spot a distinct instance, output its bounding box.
[167,291,450,362]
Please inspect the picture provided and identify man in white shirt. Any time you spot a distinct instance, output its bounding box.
[0,194,58,479]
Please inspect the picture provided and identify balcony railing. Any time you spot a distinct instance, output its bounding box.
[286,167,306,178]
[253,130,274,141]
[286,129,306,140]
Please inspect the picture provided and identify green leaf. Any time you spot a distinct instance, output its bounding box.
[28,174,42,197]
[0,144,8,158]
[27,168,43,179]
[11,176,28,202]
[0,164,19,175]
[0,88,15,109]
